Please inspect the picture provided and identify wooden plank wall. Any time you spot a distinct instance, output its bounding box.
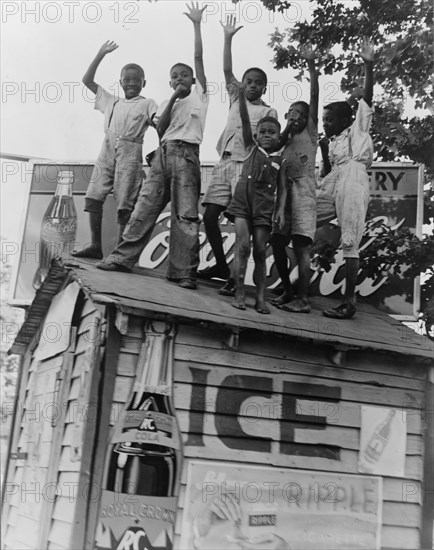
[47,298,103,550]
[2,296,103,550]
[171,323,427,550]
[3,351,63,550]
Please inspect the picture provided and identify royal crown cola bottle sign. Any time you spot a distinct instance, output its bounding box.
[95,322,181,550]
[358,409,396,473]
[33,170,77,289]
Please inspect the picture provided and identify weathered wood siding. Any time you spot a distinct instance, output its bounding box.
[3,295,103,550]
[172,323,426,550]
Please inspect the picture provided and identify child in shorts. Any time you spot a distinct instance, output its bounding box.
[73,41,157,260]
[199,15,277,291]
[271,43,319,314]
[225,82,283,314]
[317,38,375,319]
[96,2,209,290]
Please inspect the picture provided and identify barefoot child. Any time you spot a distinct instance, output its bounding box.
[73,41,157,259]
[199,15,277,294]
[96,2,209,290]
[271,43,319,314]
[225,83,283,314]
[317,38,375,319]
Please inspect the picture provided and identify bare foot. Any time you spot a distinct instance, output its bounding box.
[279,298,311,313]
[72,245,103,259]
[255,300,270,314]
[270,291,294,306]
[232,299,246,310]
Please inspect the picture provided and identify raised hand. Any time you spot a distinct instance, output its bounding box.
[220,14,243,37]
[184,1,207,24]
[359,37,374,62]
[98,40,118,56]
[300,42,316,61]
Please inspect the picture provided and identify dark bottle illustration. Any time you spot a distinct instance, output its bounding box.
[358,409,396,473]
[95,322,181,550]
[32,170,77,289]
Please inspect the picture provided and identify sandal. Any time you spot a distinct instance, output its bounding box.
[322,303,356,319]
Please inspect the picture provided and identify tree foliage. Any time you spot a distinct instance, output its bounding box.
[235,0,433,173]
[232,0,433,333]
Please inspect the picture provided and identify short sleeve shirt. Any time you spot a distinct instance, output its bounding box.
[216,78,278,162]
[328,99,374,168]
[282,114,318,180]
[154,81,209,145]
[94,85,157,141]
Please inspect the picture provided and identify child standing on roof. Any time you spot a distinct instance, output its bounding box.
[271,43,319,314]
[225,82,283,314]
[199,15,278,295]
[73,41,157,260]
[96,2,209,291]
[317,38,375,319]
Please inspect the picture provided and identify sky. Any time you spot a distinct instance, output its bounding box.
[0,0,352,242]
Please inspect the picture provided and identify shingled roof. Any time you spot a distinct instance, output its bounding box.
[11,259,434,359]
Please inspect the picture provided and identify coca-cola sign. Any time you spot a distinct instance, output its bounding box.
[8,161,423,318]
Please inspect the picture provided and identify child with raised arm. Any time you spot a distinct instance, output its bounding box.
[96,2,208,290]
[317,38,374,319]
[225,82,283,314]
[271,43,319,314]
[199,15,278,294]
[73,41,157,260]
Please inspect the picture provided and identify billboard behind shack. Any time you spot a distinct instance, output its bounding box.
[7,160,424,318]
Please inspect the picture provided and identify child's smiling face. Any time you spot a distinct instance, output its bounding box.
[286,103,308,134]
[120,68,144,99]
[170,64,194,97]
[256,121,280,151]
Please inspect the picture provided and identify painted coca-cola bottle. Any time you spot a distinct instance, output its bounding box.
[32,170,77,289]
[95,322,181,550]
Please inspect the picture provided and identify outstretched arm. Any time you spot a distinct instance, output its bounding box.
[82,40,118,95]
[360,37,374,107]
[239,82,253,149]
[220,15,243,86]
[300,43,319,123]
[184,2,207,91]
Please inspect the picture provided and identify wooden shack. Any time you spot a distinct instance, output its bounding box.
[2,259,433,550]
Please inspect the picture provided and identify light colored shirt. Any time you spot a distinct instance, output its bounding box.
[216,78,278,162]
[282,113,318,180]
[94,85,157,142]
[154,81,209,144]
[328,98,374,169]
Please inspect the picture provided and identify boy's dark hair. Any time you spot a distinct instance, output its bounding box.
[242,67,268,86]
[258,116,281,132]
[121,64,145,80]
[290,101,309,112]
[170,63,194,76]
[324,101,353,124]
